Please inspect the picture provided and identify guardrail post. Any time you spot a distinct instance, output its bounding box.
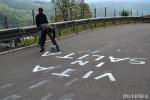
[103,7,107,26]
[141,17,143,23]
[32,10,35,25]
[58,29,61,37]
[140,17,143,23]
[142,16,145,23]
[136,10,139,16]
[142,17,145,23]
[14,39,18,47]
[119,18,121,25]
[123,17,125,24]
[131,10,132,17]
[55,8,57,22]
[21,29,26,46]
[114,9,116,17]
[94,8,97,28]
[142,12,144,17]
[75,21,78,33]
[94,8,97,18]
[104,6,107,17]
[136,17,138,23]
[4,16,8,29]
[72,21,75,32]
[89,19,93,30]
[113,9,116,25]
[103,18,106,27]
[133,17,136,23]
[84,22,87,30]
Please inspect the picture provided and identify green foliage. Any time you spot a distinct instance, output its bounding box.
[0,0,92,29]
[119,9,130,16]
[0,0,53,29]
[80,3,92,19]
[2,0,33,10]
[51,0,92,21]
[0,0,34,28]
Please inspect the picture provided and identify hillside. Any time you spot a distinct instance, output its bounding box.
[0,0,53,29]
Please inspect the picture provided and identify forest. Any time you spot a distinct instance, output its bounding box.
[0,0,53,29]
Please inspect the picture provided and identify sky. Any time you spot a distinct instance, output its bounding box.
[34,0,147,3]
[33,0,113,2]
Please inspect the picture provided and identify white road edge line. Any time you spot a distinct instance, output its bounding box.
[41,93,53,100]
[65,78,78,86]
[0,83,14,89]
[28,80,49,89]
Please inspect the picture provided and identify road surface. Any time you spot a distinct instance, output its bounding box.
[0,24,150,100]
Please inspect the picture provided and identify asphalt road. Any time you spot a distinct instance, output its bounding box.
[0,24,150,100]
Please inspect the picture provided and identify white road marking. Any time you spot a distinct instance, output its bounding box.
[77,54,89,60]
[71,60,89,66]
[65,78,78,86]
[56,53,75,59]
[82,71,94,79]
[96,62,105,67]
[41,93,53,100]
[2,95,21,100]
[90,50,101,54]
[78,50,91,53]
[33,65,55,73]
[0,83,13,89]
[60,93,74,100]
[0,45,35,55]
[129,58,146,64]
[94,73,116,82]
[29,80,49,89]
[52,69,75,77]
[92,55,105,61]
[42,65,61,73]
[42,51,62,57]
[109,56,130,62]
[117,49,121,52]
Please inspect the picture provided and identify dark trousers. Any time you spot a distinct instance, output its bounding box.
[40,24,59,49]
[38,30,42,45]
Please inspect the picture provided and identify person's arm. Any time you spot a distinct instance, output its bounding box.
[44,14,48,24]
[35,15,39,27]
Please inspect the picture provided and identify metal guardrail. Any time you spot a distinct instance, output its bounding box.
[0,16,150,42]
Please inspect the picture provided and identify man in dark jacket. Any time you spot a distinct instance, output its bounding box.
[35,7,48,51]
[36,7,48,28]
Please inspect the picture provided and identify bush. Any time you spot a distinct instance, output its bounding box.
[119,10,130,16]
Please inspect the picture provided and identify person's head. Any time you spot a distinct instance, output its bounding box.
[38,7,43,14]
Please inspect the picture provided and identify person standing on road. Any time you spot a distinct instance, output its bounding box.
[40,24,60,52]
[35,7,48,47]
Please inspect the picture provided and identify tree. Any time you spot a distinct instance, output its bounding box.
[51,0,92,21]
[119,9,130,16]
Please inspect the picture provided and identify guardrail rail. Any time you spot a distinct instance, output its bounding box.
[0,16,150,49]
